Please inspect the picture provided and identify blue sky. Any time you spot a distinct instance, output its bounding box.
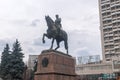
[0,0,101,61]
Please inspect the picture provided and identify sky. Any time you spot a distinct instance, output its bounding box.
[0,0,101,61]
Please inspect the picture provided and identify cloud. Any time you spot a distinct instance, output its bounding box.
[33,37,51,47]
[0,0,102,61]
[30,19,40,27]
[0,38,15,52]
[73,47,90,56]
[28,29,101,58]
[68,29,101,57]
[0,40,7,52]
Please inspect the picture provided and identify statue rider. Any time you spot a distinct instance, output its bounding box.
[55,14,62,35]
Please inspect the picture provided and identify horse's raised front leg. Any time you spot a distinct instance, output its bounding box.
[42,33,48,43]
[50,38,54,49]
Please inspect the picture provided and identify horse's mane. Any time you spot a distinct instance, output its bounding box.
[48,16,54,23]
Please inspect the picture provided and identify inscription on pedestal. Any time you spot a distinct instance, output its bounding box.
[42,57,49,67]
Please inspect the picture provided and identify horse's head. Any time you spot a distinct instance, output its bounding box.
[45,15,49,21]
[45,15,54,23]
[45,15,55,29]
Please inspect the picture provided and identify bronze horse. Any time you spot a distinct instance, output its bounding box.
[42,16,68,54]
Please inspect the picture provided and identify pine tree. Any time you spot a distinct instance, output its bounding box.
[10,39,25,80]
[0,44,11,80]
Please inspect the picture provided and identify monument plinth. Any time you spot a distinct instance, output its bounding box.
[34,50,76,80]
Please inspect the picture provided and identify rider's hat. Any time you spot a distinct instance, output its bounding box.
[55,14,59,17]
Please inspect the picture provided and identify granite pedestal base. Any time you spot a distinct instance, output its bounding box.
[34,50,76,80]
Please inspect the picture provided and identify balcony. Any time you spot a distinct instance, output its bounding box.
[105,34,113,37]
[105,51,110,55]
[112,19,120,24]
[111,50,115,53]
[104,34,113,37]
[101,2,110,6]
[110,1,119,6]
[113,28,120,32]
[111,3,120,7]
[114,42,119,45]
[103,26,112,29]
[116,11,120,15]
[104,42,114,46]
[103,17,112,21]
[102,10,111,14]
[104,39,114,43]
[114,37,120,40]
[111,12,117,15]
[114,46,119,49]
[103,22,112,26]
[112,26,118,29]
[113,28,119,32]
[111,12,120,17]
[115,51,120,54]
[101,0,109,4]
[102,14,111,19]
[102,8,110,11]
[117,17,120,20]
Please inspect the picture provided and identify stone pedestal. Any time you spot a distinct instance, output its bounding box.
[34,50,76,80]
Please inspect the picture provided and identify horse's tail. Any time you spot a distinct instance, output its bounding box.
[64,31,68,54]
[65,40,68,54]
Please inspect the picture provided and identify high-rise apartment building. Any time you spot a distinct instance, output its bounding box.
[99,0,120,61]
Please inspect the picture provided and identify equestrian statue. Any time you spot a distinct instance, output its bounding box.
[42,15,68,54]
